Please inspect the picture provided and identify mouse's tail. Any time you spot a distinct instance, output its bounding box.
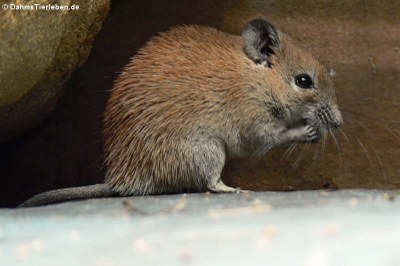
[18,184,117,208]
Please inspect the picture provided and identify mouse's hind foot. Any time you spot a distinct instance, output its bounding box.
[207,178,250,193]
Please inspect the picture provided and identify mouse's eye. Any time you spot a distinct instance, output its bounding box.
[295,74,314,89]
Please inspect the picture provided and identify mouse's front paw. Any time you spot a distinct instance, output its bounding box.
[303,125,320,143]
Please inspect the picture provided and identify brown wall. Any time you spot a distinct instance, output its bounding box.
[1,0,399,206]
[222,0,400,191]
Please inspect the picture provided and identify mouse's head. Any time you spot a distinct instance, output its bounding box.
[241,19,343,140]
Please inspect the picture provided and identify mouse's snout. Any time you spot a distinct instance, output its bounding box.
[332,108,343,128]
[331,104,343,128]
[315,104,343,130]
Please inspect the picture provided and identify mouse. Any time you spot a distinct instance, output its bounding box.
[19,19,343,207]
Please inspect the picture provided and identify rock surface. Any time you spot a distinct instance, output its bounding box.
[0,0,110,141]
[1,190,399,265]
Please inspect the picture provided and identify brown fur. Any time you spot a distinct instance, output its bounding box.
[103,24,341,196]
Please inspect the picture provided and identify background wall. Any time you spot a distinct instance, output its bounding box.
[1,0,399,206]
[222,0,400,191]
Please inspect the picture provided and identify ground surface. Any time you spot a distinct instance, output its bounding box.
[1,190,400,265]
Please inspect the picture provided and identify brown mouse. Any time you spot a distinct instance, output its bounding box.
[19,19,343,207]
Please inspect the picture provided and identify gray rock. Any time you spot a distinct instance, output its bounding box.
[0,0,110,142]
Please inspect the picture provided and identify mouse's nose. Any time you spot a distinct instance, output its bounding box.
[316,104,343,129]
[331,105,343,128]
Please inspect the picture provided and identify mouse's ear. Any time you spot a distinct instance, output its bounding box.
[242,19,279,67]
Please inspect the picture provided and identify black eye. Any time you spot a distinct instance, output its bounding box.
[295,74,314,89]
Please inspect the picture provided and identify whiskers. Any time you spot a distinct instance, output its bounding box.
[383,125,400,142]
[289,142,310,172]
[309,131,326,175]
[249,143,274,161]
[339,108,392,182]
[373,149,387,183]
[354,136,371,163]
[338,128,350,144]
[281,143,298,160]
[289,130,328,173]
[329,128,343,167]
[246,105,396,187]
